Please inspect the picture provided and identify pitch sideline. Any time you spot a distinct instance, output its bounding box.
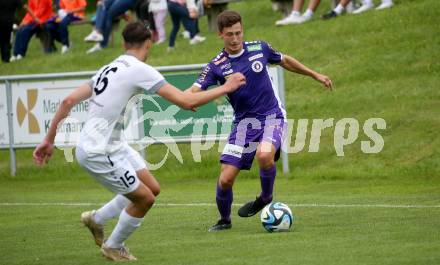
[0,202,439,208]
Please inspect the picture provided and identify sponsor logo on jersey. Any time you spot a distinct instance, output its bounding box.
[214,56,227,65]
[251,61,264,73]
[247,44,262,52]
[248,53,264,61]
[213,52,223,61]
[220,62,231,70]
[222,69,234,76]
[222,144,244,158]
[198,65,211,83]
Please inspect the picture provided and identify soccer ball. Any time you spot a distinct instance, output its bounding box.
[260,202,293,232]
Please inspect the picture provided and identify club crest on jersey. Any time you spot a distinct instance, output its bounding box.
[248,53,264,61]
[251,61,264,73]
[247,44,262,52]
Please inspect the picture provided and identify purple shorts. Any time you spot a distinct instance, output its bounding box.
[220,114,286,170]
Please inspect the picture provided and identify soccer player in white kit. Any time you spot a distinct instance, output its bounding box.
[33,21,246,261]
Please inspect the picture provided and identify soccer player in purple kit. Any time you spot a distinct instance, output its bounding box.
[187,10,333,231]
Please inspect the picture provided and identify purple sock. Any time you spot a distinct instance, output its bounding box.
[216,184,233,222]
[260,165,276,203]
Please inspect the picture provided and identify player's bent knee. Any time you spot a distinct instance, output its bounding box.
[126,185,155,209]
[134,194,155,210]
[149,181,160,196]
[136,169,160,196]
[151,185,160,197]
[143,194,156,207]
[219,177,234,189]
[256,151,275,168]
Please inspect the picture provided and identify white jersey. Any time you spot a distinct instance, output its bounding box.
[78,54,166,155]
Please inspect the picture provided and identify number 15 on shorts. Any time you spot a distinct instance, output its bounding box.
[120,171,136,188]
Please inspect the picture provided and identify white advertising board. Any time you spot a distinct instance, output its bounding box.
[0,84,9,147]
[11,79,140,147]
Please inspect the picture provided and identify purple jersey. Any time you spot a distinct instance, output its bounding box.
[195,41,286,121]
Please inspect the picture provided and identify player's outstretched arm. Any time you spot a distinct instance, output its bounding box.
[157,72,245,110]
[280,55,333,91]
[33,83,93,166]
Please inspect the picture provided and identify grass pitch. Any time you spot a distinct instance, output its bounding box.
[1,148,439,265]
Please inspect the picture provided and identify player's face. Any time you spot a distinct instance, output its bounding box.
[219,22,243,54]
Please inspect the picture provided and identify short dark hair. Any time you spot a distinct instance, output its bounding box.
[217,10,242,32]
[122,21,152,47]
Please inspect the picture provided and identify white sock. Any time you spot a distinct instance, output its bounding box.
[94,195,130,225]
[106,210,144,249]
[291,10,301,17]
[362,0,373,5]
[334,4,345,15]
[302,9,314,18]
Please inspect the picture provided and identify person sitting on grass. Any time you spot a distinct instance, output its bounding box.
[11,0,53,61]
[46,0,87,54]
[85,0,136,54]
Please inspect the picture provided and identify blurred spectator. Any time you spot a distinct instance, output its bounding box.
[167,0,205,52]
[321,0,352,19]
[47,0,87,54]
[149,0,167,44]
[54,0,61,9]
[135,0,155,29]
[84,1,105,42]
[85,0,136,53]
[322,0,392,19]
[181,0,204,39]
[0,0,22,63]
[275,0,321,26]
[11,0,54,61]
[353,0,393,14]
[135,0,158,41]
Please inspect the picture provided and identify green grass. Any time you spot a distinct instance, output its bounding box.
[1,146,439,265]
[0,156,439,265]
[1,0,440,264]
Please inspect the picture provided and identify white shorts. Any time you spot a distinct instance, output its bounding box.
[76,144,146,194]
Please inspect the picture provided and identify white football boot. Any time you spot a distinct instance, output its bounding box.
[101,243,137,261]
[81,210,104,246]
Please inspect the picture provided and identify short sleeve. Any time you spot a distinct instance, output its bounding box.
[194,63,219,90]
[262,41,283,64]
[137,65,167,94]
